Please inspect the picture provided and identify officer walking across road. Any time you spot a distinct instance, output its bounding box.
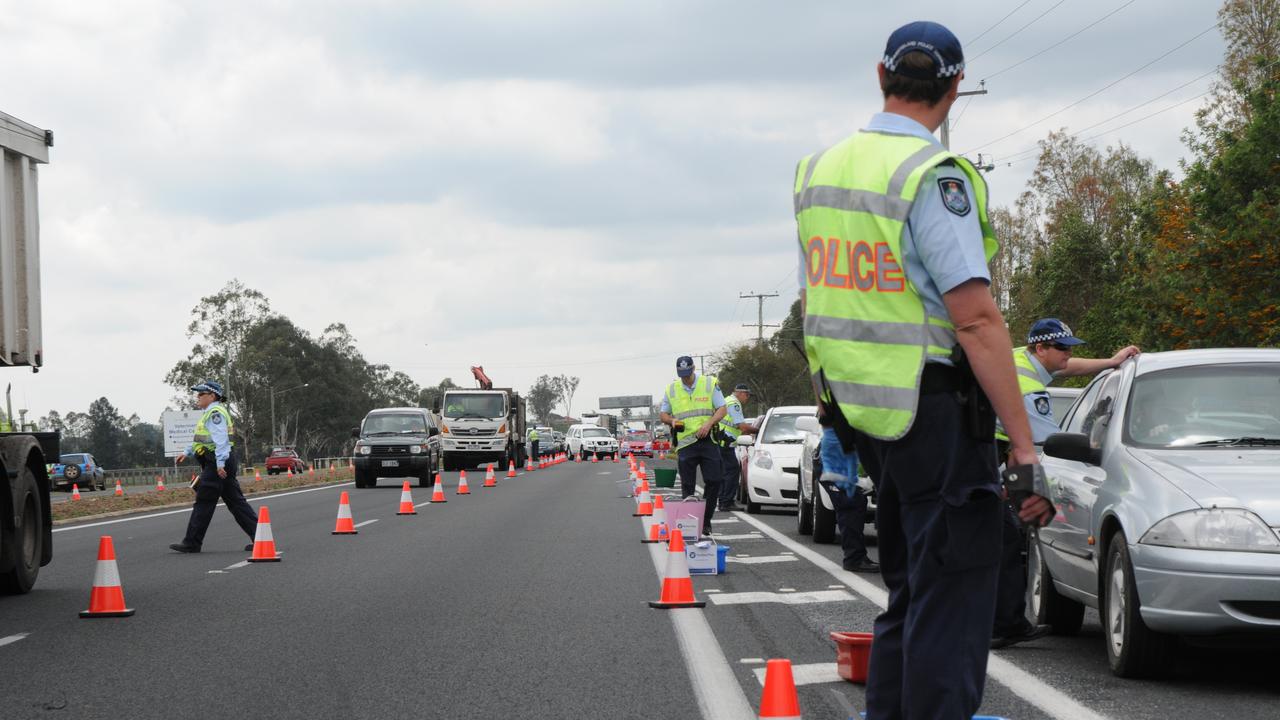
[658,356,728,536]
[794,21,1053,718]
[170,380,259,553]
[991,318,1139,648]
[716,383,758,512]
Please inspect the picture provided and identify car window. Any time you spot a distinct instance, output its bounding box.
[61,454,87,464]
[1063,376,1108,435]
[761,414,808,444]
[1125,362,1280,447]
[1080,374,1122,449]
[582,428,610,438]
[364,413,428,434]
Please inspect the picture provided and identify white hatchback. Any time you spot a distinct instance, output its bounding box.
[736,405,816,513]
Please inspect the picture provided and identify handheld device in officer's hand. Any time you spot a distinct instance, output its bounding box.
[1002,463,1049,527]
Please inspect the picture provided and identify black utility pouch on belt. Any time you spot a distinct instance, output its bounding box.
[950,344,997,441]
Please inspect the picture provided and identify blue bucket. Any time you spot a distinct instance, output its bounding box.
[717,544,730,574]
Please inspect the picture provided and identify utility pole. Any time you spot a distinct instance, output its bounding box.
[739,291,780,344]
[940,81,988,151]
[689,353,711,376]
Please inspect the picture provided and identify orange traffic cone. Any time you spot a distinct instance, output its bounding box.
[575,452,581,463]
[639,461,648,481]
[308,467,316,478]
[397,481,417,515]
[254,468,262,482]
[644,495,667,543]
[247,506,282,562]
[328,464,335,477]
[457,470,471,495]
[649,530,704,609]
[591,453,598,463]
[79,535,134,618]
[633,487,653,517]
[114,480,124,497]
[758,659,802,719]
[483,464,497,488]
[613,452,619,463]
[507,460,517,478]
[526,458,535,472]
[71,484,82,500]
[287,467,294,478]
[332,491,358,534]
[155,475,166,492]
[430,474,447,503]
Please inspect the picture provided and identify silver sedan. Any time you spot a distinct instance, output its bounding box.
[1031,348,1280,678]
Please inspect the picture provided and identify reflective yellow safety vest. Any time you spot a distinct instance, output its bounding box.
[718,394,744,443]
[666,375,717,451]
[529,429,540,441]
[995,347,1048,442]
[796,130,998,440]
[192,403,234,456]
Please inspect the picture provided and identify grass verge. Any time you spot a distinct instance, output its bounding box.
[52,468,356,523]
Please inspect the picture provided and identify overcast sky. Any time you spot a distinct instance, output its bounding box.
[2,0,1224,426]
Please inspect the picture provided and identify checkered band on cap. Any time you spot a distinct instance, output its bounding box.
[1028,329,1075,344]
[883,40,965,78]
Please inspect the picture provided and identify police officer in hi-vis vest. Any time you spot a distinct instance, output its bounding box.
[658,356,728,536]
[170,380,259,553]
[715,383,758,512]
[990,319,1139,649]
[794,22,1053,718]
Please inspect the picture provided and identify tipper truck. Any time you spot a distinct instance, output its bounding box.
[435,366,526,471]
[0,109,56,593]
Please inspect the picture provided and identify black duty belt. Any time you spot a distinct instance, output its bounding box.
[920,363,965,395]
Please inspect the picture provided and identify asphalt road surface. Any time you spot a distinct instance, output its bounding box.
[4,459,1277,719]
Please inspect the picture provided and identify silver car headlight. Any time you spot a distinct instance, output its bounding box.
[409,445,423,454]
[1140,508,1280,553]
[358,445,372,456]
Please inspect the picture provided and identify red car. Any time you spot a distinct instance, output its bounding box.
[265,448,307,475]
[620,431,654,458]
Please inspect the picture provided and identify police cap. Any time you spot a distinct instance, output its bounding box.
[883,21,965,79]
[190,380,225,399]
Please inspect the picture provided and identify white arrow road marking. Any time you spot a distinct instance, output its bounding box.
[753,663,843,687]
[707,590,853,606]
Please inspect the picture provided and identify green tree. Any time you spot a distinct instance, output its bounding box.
[419,378,460,411]
[552,375,581,419]
[527,375,560,423]
[712,299,811,415]
[86,397,127,468]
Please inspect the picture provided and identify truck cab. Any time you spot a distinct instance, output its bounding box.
[438,388,525,471]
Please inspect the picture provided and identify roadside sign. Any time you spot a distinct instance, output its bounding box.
[161,410,201,457]
[599,395,652,409]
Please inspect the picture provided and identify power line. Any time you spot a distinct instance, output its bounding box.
[968,0,1069,63]
[981,0,1139,82]
[966,0,1036,46]
[964,21,1222,155]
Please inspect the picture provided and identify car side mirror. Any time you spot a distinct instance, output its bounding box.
[735,435,755,447]
[351,427,361,438]
[1043,432,1102,465]
[428,426,440,437]
[794,416,821,434]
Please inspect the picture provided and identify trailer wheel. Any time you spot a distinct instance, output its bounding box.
[1,465,44,594]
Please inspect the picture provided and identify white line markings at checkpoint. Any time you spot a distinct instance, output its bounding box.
[732,511,1114,720]
[0,633,30,648]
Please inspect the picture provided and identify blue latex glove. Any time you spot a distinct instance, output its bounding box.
[833,478,858,496]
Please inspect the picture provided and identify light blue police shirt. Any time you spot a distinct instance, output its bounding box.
[185,401,233,469]
[658,374,727,414]
[726,398,746,426]
[797,113,991,364]
[1021,353,1062,443]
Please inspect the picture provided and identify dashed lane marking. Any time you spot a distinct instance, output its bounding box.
[739,658,765,665]
[733,511,1115,720]
[710,517,740,524]
[752,663,843,687]
[707,590,853,606]
[223,561,250,570]
[708,533,764,541]
[725,555,799,565]
[0,633,30,648]
[54,482,356,533]
[353,519,379,528]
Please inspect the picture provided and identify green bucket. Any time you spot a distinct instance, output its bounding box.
[654,468,677,488]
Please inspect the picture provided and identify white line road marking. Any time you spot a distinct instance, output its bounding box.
[54,482,356,533]
[752,663,843,687]
[414,502,433,508]
[710,517,740,524]
[353,519,379,528]
[224,561,250,570]
[778,588,797,592]
[702,589,722,593]
[708,590,853,606]
[709,533,764,541]
[0,633,30,648]
[206,570,227,574]
[647,542,755,720]
[827,584,845,589]
[725,556,799,565]
[733,512,1114,720]
[739,658,765,664]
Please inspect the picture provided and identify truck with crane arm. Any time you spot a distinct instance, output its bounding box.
[434,366,526,471]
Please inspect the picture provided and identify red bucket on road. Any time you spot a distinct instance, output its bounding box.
[831,631,873,683]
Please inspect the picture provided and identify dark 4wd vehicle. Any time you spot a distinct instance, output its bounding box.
[352,408,441,488]
[265,448,307,475]
[49,453,105,491]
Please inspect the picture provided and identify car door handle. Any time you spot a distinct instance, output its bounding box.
[1083,475,1103,487]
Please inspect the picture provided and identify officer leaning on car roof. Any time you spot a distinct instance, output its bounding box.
[990,319,1139,649]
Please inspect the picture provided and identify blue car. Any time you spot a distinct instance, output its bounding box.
[49,452,106,491]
